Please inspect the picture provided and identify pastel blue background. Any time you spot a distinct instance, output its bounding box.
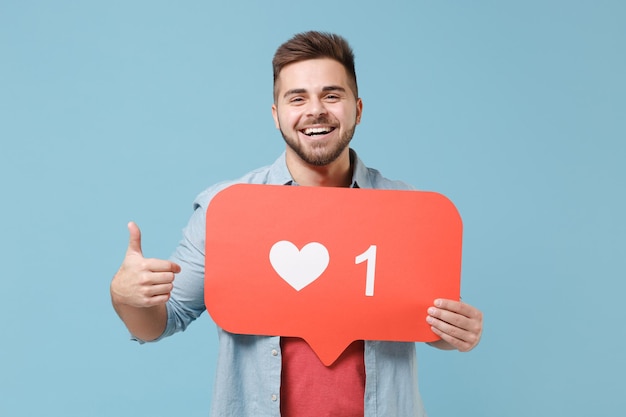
[1,1,624,416]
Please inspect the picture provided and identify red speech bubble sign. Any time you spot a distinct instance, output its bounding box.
[204,184,462,366]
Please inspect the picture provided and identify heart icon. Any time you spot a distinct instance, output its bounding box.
[269,241,330,291]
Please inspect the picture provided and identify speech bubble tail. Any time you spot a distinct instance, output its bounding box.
[302,335,355,367]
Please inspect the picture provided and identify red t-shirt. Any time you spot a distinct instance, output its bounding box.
[280,337,365,417]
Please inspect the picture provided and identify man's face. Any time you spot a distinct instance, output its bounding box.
[272,58,362,167]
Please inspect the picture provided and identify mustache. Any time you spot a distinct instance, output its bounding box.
[300,116,336,127]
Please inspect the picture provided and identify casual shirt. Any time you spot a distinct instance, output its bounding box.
[136,149,428,417]
[280,337,366,416]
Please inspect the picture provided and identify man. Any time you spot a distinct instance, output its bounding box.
[111,31,483,417]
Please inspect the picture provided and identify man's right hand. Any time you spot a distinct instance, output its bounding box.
[111,222,181,308]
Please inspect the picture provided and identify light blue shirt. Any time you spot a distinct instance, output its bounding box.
[139,149,427,417]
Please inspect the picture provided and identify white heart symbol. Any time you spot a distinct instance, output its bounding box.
[269,241,330,291]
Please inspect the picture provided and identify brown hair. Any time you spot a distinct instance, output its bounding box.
[272,31,358,100]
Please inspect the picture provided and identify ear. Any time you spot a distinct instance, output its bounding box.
[271,103,280,129]
[355,98,363,125]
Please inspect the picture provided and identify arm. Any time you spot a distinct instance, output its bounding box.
[110,222,181,341]
[426,298,483,352]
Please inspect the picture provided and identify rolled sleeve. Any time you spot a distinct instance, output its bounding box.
[165,200,208,335]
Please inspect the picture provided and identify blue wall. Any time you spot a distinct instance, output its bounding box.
[1,1,624,416]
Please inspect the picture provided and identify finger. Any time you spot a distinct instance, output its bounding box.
[428,306,472,330]
[136,271,176,286]
[127,221,143,256]
[428,314,479,350]
[144,258,181,274]
[141,293,171,307]
[427,311,482,352]
[132,276,174,303]
[429,323,476,352]
[143,282,175,298]
[434,299,482,319]
[428,303,483,338]
[427,314,471,340]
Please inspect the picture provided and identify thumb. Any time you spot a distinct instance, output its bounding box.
[126,221,143,256]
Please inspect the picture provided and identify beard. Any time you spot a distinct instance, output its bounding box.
[279,118,357,167]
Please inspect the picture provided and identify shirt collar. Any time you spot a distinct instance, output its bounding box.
[268,148,372,189]
[350,148,373,189]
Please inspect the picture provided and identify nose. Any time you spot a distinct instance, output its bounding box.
[306,97,328,118]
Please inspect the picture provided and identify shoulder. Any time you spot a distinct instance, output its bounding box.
[351,149,415,191]
[365,166,416,191]
[192,161,283,210]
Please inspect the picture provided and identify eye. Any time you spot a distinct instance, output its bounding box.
[324,94,340,102]
[289,96,305,104]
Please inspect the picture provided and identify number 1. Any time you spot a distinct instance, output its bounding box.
[355,245,377,296]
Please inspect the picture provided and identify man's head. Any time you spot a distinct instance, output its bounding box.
[271,32,363,170]
[273,31,358,102]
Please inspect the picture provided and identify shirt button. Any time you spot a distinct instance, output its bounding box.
[271,394,278,402]
[271,349,278,356]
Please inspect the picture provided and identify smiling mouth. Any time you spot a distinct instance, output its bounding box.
[301,127,335,137]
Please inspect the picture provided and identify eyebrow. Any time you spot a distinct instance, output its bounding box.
[283,85,346,98]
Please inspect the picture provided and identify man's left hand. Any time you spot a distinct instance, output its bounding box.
[426,299,483,352]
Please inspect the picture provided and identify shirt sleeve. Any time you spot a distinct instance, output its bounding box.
[162,201,208,339]
[131,197,208,343]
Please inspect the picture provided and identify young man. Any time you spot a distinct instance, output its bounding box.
[111,31,483,417]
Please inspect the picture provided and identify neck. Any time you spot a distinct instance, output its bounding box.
[285,149,353,187]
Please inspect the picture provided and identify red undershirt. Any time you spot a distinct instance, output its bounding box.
[280,337,365,417]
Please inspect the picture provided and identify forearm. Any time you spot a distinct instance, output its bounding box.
[111,293,168,342]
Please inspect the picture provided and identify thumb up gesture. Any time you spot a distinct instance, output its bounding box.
[111,222,181,308]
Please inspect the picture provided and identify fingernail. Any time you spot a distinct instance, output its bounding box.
[434,299,443,307]
[428,307,437,315]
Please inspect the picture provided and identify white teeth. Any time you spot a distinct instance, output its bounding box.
[303,127,332,136]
